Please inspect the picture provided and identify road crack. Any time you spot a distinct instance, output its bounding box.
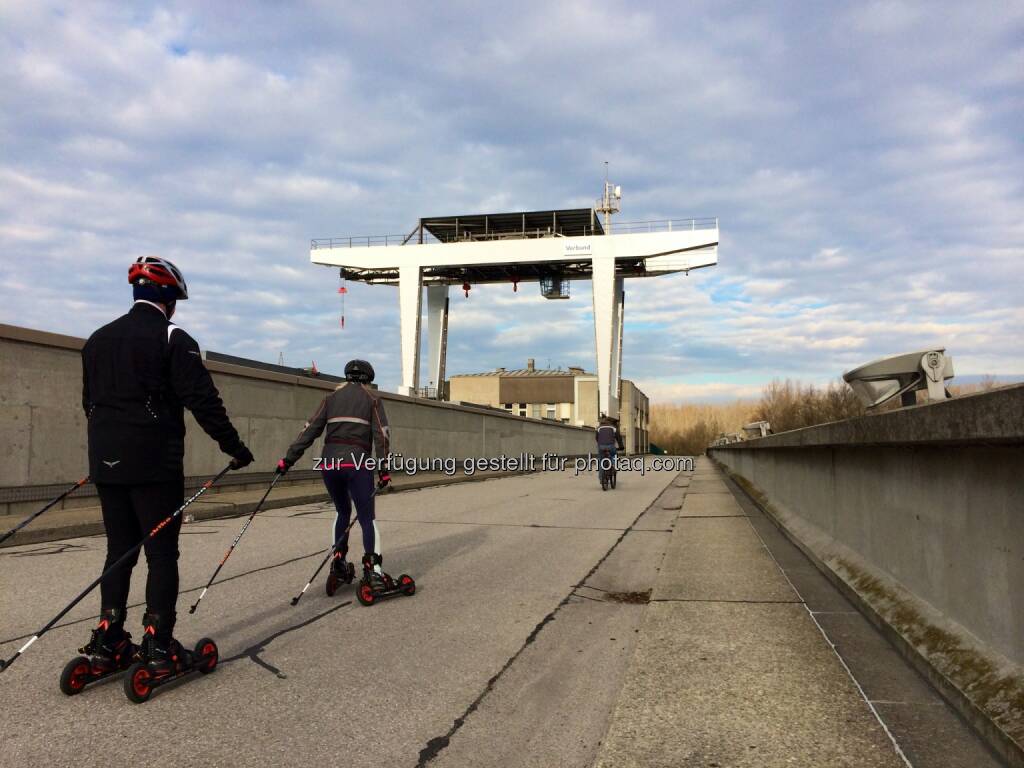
[414,476,678,766]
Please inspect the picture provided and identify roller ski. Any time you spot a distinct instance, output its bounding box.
[356,553,415,607]
[59,609,137,696]
[325,550,356,597]
[123,613,218,704]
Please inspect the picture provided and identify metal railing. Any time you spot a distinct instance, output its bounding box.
[611,217,718,234]
[311,217,718,250]
[311,232,443,249]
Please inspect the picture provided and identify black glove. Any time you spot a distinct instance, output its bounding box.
[377,470,391,489]
[275,458,293,475]
[230,445,254,470]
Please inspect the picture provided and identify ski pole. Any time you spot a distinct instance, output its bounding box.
[0,476,90,546]
[188,471,284,614]
[290,518,359,607]
[0,464,232,674]
[290,483,383,607]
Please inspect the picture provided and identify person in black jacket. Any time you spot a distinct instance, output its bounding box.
[78,256,253,673]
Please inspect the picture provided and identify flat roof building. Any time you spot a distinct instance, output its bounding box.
[449,359,649,454]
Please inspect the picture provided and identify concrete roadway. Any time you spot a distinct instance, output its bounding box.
[0,466,675,767]
[0,462,1004,767]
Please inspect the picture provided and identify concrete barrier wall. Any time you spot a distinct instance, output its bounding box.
[709,385,1024,760]
[0,324,595,490]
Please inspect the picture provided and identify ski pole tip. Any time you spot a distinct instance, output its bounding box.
[290,597,299,606]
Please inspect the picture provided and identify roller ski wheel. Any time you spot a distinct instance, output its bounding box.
[610,471,617,489]
[59,627,137,696]
[357,579,377,606]
[195,636,219,675]
[59,656,96,696]
[357,571,416,606]
[125,662,154,703]
[357,554,415,607]
[326,559,355,597]
[398,574,416,596]
[59,648,136,696]
[123,637,218,704]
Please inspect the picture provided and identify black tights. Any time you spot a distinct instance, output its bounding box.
[97,478,183,637]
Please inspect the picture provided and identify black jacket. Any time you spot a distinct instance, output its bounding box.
[82,302,244,484]
[284,382,390,468]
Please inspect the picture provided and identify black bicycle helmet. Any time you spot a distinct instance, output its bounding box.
[344,359,375,383]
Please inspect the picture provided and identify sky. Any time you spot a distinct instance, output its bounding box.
[1,2,1022,402]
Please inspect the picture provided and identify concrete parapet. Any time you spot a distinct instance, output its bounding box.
[710,386,1024,765]
[0,322,595,508]
[720,383,1024,449]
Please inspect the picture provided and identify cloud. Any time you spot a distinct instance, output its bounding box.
[0,1,1021,405]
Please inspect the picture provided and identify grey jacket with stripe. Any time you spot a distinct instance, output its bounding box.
[284,382,390,468]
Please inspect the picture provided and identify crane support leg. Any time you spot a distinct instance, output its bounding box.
[399,264,422,396]
[613,276,624,409]
[592,257,621,418]
[426,285,449,398]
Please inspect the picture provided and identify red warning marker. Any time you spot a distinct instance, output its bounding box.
[338,279,348,330]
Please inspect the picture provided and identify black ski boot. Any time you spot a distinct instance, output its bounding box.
[123,612,218,704]
[326,548,355,597]
[138,614,187,674]
[60,608,137,695]
[356,552,416,606]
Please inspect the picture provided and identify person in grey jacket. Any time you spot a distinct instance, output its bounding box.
[596,415,625,457]
[276,359,391,588]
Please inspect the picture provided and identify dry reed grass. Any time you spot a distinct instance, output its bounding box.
[648,376,1007,455]
[649,399,756,455]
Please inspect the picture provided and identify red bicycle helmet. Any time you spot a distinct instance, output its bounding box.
[128,256,188,300]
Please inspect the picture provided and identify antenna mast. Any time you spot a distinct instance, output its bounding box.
[595,161,622,233]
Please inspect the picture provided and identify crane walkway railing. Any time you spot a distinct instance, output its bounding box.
[311,217,718,250]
